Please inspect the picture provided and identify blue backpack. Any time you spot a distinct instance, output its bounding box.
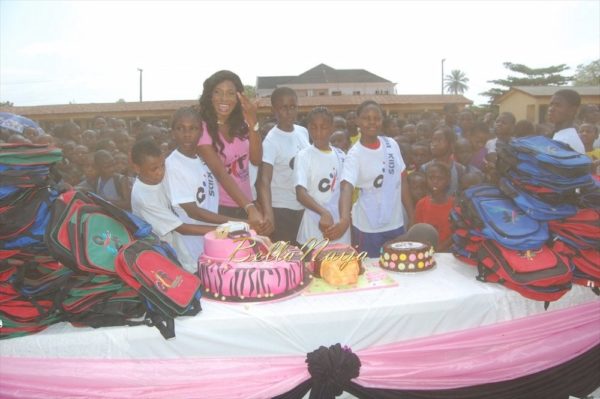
[498,178,577,221]
[461,185,549,250]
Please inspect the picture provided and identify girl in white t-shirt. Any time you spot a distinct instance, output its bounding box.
[339,100,414,258]
[164,107,236,262]
[294,107,350,247]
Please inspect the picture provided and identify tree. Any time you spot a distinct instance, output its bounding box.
[116,98,126,103]
[482,62,573,103]
[244,85,256,98]
[573,59,600,86]
[0,101,13,107]
[444,69,469,94]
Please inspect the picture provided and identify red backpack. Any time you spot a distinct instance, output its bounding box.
[115,240,202,339]
[477,240,572,305]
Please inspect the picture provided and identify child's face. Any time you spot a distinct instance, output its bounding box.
[402,125,417,143]
[548,95,577,126]
[426,167,450,195]
[408,174,427,203]
[272,94,298,130]
[330,130,350,153]
[494,115,514,139]
[412,145,431,167]
[95,155,115,180]
[114,154,129,174]
[82,130,97,148]
[211,80,238,122]
[578,124,598,147]
[73,145,89,165]
[357,105,383,138]
[470,130,488,150]
[172,115,201,155]
[345,111,357,132]
[384,119,401,137]
[308,114,334,149]
[458,112,474,132]
[454,140,473,166]
[430,130,450,158]
[136,154,165,185]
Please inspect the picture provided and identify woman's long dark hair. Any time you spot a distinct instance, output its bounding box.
[199,70,248,156]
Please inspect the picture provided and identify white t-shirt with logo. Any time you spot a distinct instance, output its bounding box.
[262,124,310,210]
[294,146,350,245]
[553,127,585,154]
[341,137,406,233]
[165,149,219,262]
[131,178,196,272]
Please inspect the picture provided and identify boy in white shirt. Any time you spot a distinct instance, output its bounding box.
[164,107,234,263]
[130,138,214,273]
[258,87,310,244]
[295,107,350,247]
[548,89,585,154]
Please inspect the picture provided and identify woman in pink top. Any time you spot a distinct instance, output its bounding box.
[198,70,267,232]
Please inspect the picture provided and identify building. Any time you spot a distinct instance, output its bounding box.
[256,64,396,98]
[1,95,472,132]
[494,86,600,124]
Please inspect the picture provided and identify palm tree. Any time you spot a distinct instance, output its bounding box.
[444,69,470,94]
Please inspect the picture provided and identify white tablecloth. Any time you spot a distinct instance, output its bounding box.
[1,254,597,359]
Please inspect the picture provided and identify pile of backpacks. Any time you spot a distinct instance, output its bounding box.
[452,136,599,305]
[0,143,202,339]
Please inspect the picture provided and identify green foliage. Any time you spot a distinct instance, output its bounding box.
[0,101,13,107]
[244,85,256,98]
[444,69,469,94]
[573,59,600,86]
[483,62,573,104]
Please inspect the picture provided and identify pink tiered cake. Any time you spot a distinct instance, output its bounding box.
[198,222,307,302]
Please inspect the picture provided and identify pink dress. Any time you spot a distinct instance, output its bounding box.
[198,123,253,207]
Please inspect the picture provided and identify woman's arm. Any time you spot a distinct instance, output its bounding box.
[197,144,265,230]
[237,92,262,166]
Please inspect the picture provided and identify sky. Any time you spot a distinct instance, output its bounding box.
[1,0,599,107]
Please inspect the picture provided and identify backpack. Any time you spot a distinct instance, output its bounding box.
[115,239,202,339]
[497,136,595,194]
[548,209,600,250]
[68,204,134,275]
[498,177,577,221]
[477,240,572,305]
[552,240,600,293]
[460,184,549,250]
[0,186,57,250]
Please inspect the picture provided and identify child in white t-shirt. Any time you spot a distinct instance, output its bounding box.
[339,100,414,258]
[130,138,214,272]
[295,107,350,247]
[258,87,310,244]
[164,107,235,263]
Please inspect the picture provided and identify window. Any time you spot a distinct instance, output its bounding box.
[332,91,342,96]
[353,91,361,95]
[538,105,549,124]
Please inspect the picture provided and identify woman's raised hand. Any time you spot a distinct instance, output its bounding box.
[237,92,258,129]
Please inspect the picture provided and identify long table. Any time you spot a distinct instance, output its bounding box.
[1,254,599,398]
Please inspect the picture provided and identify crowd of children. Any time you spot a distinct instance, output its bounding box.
[2,84,598,263]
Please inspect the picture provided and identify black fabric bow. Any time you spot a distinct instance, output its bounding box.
[306,343,361,399]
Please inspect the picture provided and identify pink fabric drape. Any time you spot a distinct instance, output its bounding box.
[1,301,598,399]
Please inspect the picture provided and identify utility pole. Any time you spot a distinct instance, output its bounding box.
[441,59,446,95]
[137,68,143,102]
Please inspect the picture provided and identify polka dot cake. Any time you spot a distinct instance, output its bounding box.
[379,241,435,272]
